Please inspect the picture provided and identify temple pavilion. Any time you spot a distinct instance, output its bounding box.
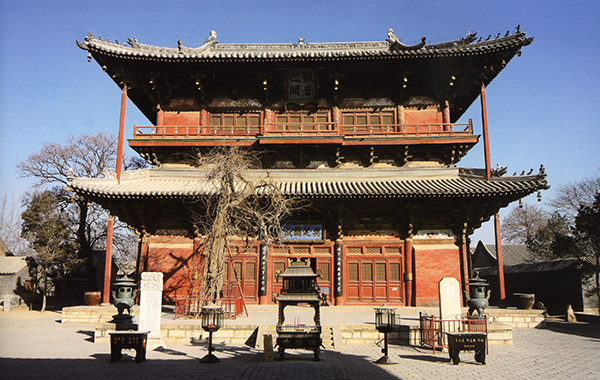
[70,28,548,306]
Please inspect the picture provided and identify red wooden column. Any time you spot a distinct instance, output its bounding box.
[135,232,150,279]
[404,237,414,306]
[102,215,114,304]
[102,84,128,304]
[115,84,127,183]
[480,84,492,180]
[481,83,506,299]
[494,213,506,299]
[442,100,451,131]
[459,233,470,305]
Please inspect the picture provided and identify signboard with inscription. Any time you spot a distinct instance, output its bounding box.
[287,70,316,103]
[282,223,324,243]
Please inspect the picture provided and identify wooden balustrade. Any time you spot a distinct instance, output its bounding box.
[133,120,473,139]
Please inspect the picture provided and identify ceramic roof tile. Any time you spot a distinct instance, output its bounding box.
[77,30,533,62]
[68,166,548,200]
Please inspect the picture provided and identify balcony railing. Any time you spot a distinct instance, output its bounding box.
[133,120,473,139]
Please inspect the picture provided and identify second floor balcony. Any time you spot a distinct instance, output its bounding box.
[133,120,474,140]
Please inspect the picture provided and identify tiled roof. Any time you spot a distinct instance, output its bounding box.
[481,244,533,266]
[0,257,28,275]
[477,257,593,276]
[68,166,548,200]
[77,29,533,62]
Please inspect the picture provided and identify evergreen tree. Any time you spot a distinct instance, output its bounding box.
[21,190,82,311]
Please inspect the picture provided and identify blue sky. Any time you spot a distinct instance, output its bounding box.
[1,0,599,244]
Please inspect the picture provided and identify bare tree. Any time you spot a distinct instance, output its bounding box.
[0,193,29,256]
[549,170,600,221]
[501,203,549,244]
[192,147,295,301]
[16,132,142,289]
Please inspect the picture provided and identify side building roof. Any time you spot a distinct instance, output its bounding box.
[0,256,28,276]
[471,241,534,268]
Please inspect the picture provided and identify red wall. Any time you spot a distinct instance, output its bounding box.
[404,106,442,125]
[145,236,196,301]
[413,244,461,307]
[163,111,200,126]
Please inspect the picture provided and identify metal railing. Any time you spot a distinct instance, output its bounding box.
[419,312,488,353]
[174,280,248,320]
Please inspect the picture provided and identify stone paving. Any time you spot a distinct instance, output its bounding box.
[1,309,599,380]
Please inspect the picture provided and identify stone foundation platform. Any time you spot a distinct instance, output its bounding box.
[63,305,547,348]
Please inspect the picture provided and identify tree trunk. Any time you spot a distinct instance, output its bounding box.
[77,200,97,290]
[596,253,599,315]
[41,272,47,312]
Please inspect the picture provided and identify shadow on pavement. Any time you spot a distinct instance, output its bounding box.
[543,321,600,341]
[76,330,95,343]
[0,348,405,380]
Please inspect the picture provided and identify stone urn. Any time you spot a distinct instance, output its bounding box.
[84,291,102,306]
[463,272,491,318]
[513,293,535,310]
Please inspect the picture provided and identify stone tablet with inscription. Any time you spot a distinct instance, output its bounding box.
[139,272,164,346]
[439,277,461,320]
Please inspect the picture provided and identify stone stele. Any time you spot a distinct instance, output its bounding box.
[439,277,462,320]
[139,272,165,348]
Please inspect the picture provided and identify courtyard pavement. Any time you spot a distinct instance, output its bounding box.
[1,308,599,380]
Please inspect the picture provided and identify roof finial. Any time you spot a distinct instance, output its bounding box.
[206,30,217,44]
[387,29,400,44]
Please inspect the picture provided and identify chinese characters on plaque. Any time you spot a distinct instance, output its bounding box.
[287,70,316,103]
[282,224,324,242]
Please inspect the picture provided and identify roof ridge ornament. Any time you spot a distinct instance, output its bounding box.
[386,29,426,51]
[177,30,217,54]
[206,30,217,44]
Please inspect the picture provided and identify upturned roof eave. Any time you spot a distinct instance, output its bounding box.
[77,31,532,63]
[67,165,548,200]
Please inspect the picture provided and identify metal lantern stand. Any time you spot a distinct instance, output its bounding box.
[200,304,223,363]
[374,304,397,364]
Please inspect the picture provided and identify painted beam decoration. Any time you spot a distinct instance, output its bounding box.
[282,223,324,243]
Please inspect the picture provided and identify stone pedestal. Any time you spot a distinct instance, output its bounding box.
[139,272,165,348]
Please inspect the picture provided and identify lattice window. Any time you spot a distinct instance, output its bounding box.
[273,247,289,255]
[233,262,243,280]
[348,263,359,282]
[385,247,401,255]
[210,113,261,127]
[314,247,331,255]
[275,112,330,131]
[245,262,256,281]
[319,262,330,281]
[274,262,286,281]
[347,247,362,255]
[366,247,382,255]
[390,263,400,282]
[293,247,310,255]
[362,263,373,282]
[245,246,258,254]
[376,263,386,281]
[342,110,395,125]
